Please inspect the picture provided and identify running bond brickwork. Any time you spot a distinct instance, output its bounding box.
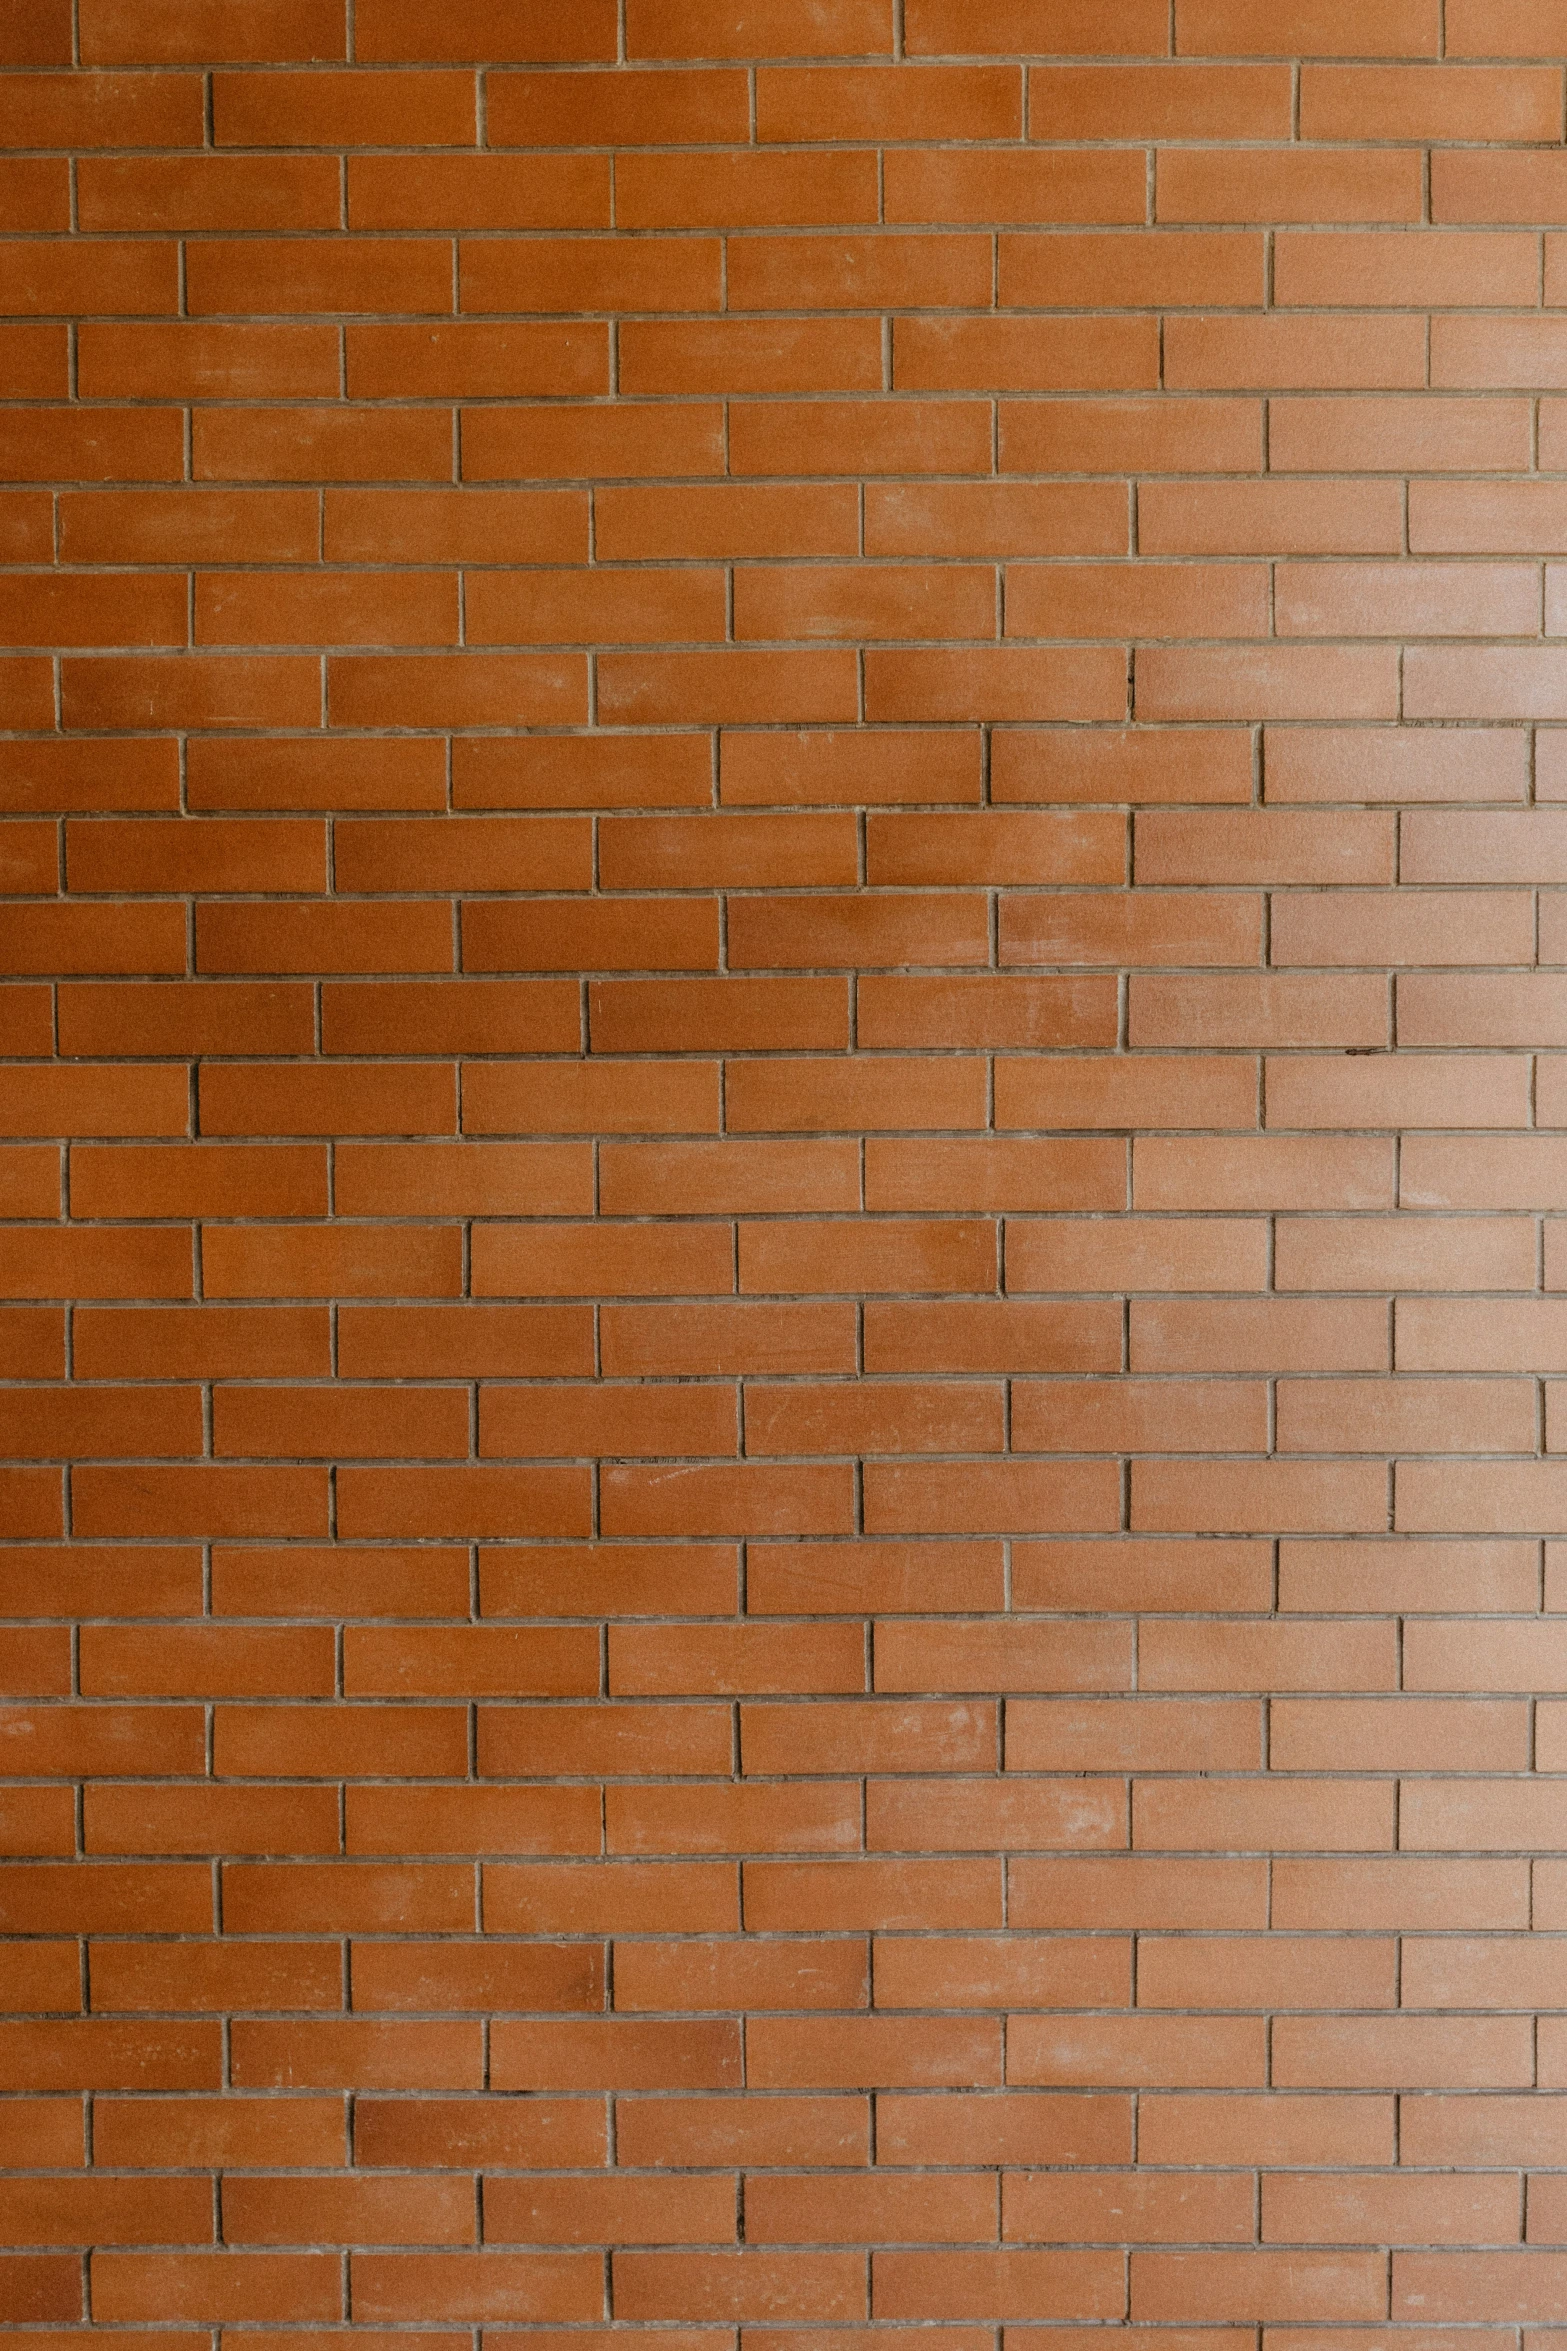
[4,0,1567,2340]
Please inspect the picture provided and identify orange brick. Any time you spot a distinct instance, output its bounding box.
[1158,147,1423,223]
[2,0,1561,2297]
[730,398,992,477]
[726,1055,987,1132]
[1003,395,1261,474]
[63,654,322,732]
[195,404,454,483]
[898,314,1160,393]
[463,400,724,482]
[628,0,892,57]
[744,1222,991,1311]
[454,735,708,810]
[212,66,475,143]
[0,158,69,231]
[1448,0,1567,47]
[78,0,345,60]
[59,490,317,566]
[1008,561,1267,642]
[1435,151,1567,225]
[875,2248,1124,2320]
[489,68,743,147]
[907,0,1168,51]
[1007,2169,1253,2244]
[348,153,608,232]
[0,236,180,315]
[0,0,73,62]
[1276,228,1539,307]
[1131,2250,1386,2323]
[197,569,459,649]
[1036,61,1289,135]
[729,231,992,311]
[1176,0,1439,52]
[618,152,879,233]
[869,483,1128,557]
[78,155,341,233]
[1167,313,1426,392]
[1280,395,1530,473]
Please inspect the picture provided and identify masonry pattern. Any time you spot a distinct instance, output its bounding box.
[6,0,1567,2340]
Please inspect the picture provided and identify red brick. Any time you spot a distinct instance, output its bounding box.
[215,1697,465,1770]
[874,2249,1122,2321]
[0,4,1558,2308]
[0,1859,209,1932]
[197,568,458,650]
[0,2017,221,2090]
[749,1383,1005,1462]
[212,67,475,144]
[348,321,607,401]
[79,321,340,401]
[1138,647,1399,721]
[465,1061,719,1136]
[79,0,346,60]
[730,398,992,477]
[866,649,1127,723]
[69,1463,329,1542]
[907,0,1168,51]
[78,156,341,234]
[1276,1858,1529,1931]
[1167,313,1425,392]
[1280,396,1530,473]
[1139,2095,1392,2166]
[897,314,1159,393]
[464,401,724,482]
[353,2094,605,2165]
[869,484,1126,558]
[488,70,743,150]
[0,160,69,231]
[1448,0,1567,47]
[194,405,454,483]
[628,0,892,56]
[67,1309,326,1387]
[619,152,879,233]
[0,0,72,62]
[1,740,179,817]
[886,150,1146,227]
[1004,396,1262,474]
[1176,0,1439,52]
[1136,1934,1393,2009]
[62,654,322,732]
[1159,148,1422,223]
[1131,2251,1386,2323]
[454,736,708,810]
[355,0,613,56]
[1141,480,1403,555]
[1036,61,1290,135]
[729,231,992,311]
[349,154,608,232]
[0,237,180,317]
[1013,2175,1252,2250]
[1434,152,1567,225]
[730,891,989,968]
[600,650,857,726]
[616,2250,862,2323]
[751,2170,993,2242]
[223,2171,474,2245]
[1008,561,1267,642]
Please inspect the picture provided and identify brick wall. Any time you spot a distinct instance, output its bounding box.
[1,0,1564,2336]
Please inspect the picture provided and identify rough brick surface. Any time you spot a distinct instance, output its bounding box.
[1,0,1564,2337]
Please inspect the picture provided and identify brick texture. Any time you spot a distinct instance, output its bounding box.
[1,0,1565,2338]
